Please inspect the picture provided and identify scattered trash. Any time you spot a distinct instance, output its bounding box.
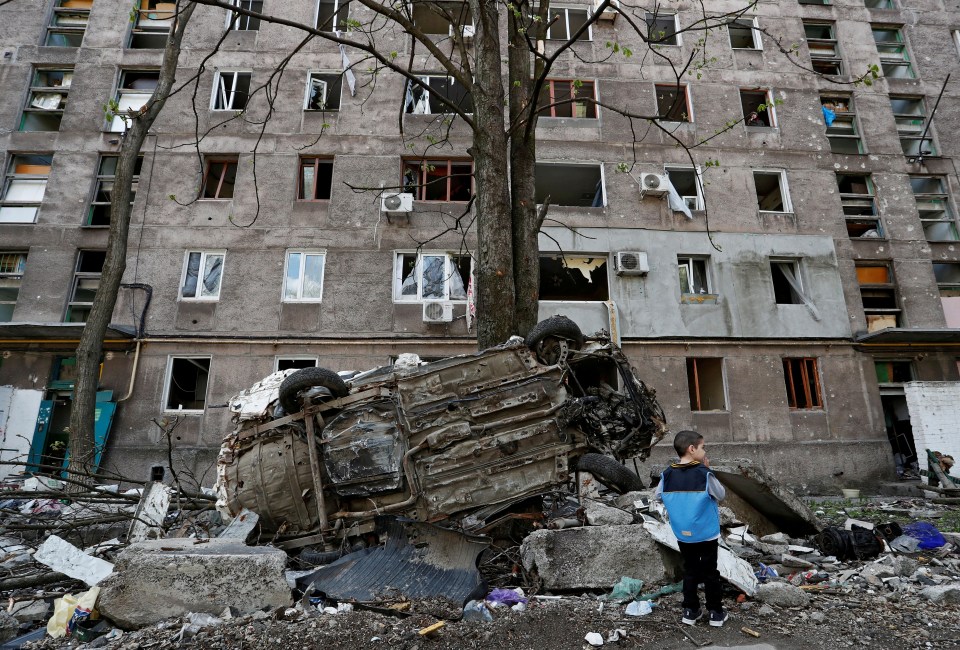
[624,600,653,616]
[584,631,604,646]
[814,526,882,561]
[418,621,444,636]
[606,628,627,643]
[485,588,526,607]
[637,581,682,601]
[604,576,644,602]
[34,536,115,587]
[462,600,493,622]
[46,587,100,639]
[902,522,947,550]
[741,626,761,638]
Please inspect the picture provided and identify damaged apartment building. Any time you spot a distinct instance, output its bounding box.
[0,0,959,493]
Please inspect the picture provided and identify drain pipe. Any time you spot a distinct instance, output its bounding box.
[118,283,153,403]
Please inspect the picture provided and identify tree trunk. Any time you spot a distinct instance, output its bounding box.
[67,3,195,490]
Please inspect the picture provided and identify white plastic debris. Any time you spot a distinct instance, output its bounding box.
[34,535,114,586]
[606,629,627,643]
[23,476,64,492]
[625,600,653,616]
[337,603,353,613]
[585,632,604,646]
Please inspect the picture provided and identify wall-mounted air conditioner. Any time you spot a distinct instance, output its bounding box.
[422,301,454,323]
[640,173,669,196]
[381,192,413,212]
[615,251,649,276]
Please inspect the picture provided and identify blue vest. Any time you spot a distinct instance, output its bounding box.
[660,464,720,543]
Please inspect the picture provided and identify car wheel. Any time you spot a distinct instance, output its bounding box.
[576,453,645,493]
[278,367,349,415]
[525,315,585,365]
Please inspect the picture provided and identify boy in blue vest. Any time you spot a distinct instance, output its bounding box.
[654,430,728,627]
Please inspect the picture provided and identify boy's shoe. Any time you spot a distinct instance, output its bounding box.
[709,609,729,627]
[681,608,703,625]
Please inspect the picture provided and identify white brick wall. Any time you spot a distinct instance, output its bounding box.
[904,381,960,478]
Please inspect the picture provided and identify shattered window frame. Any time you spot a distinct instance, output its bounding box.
[752,169,792,213]
[740,87,775,128]
[534,161,606,207]
[546,6,592,42]
[538,253,610,302]
[537,79,598,119]
[804,21,843,76]
[875,360,913,385]
[298,157,334,200]
[129,0,175,49]
[180,250,225,301]
[728,17,761,50]
[65,249,105,323]
[210,70,252,111]
[644,12,679,46]
[275,355,319,372]
[782,357,823,410]
[933,262,960,298]
[0,153,52,224]
[282,250,326,302]
[837,173,882,239]
[315,0,351,32]
[821,94,863,154]
[401,159,473,202]
[0,252,27,322]
[654,83,691,122]
[891,96,935,158]
[162,355,212,413]
[304,72,343,111]
[911,176,958,242]
[20,68,72,132]
[226,0,263,30]
[404,75,474,115]
[872,25,914,79]
[677,256,710,296]
[856,262,901,330]
[45,0,90,47]
[201,157,239,199]
[687,358,727,411]
[87,154,144,227]
[411,1,473,36]
[665,166,704,211]
[770,258,806,305]
[394,251,472,303]
[109,69,160,133]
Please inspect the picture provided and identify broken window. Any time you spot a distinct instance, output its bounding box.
[283,251,325,301]
[316,0,351,32]
[404,76,473,114]
[0,252,26,322]
[21,68,72,132]
[394,252,471,302]
[534,162,604,207]
[837,174,882,238]
[740,89,774,127]
[821,95,862,154]
[665,167,703,211]
[0,154,51,224]
[770,259,805,305]
[202,158,238,199]
[753,170,791,213]
[687,358,726,411]
[304,72,343,111]
[227,0,262,30]
[875,361,912,384]
[856,263,900,331]
[130,0,175,49]
[644,12,678,45]
[298,158,334,200]
[412,2,473,36]
[934,263,960,327]
[109,70,159,132]
[88,155,144,227]
[804,21,842,75]
[677,256,709,295]
[45,0,90,47]
[163,356,210,411]
[872,26,913,79]
[212,71,251,111]
[547,7,591,41]
[537,79,597,119]
[65,250,104,323]
[890,96,934,157]
[655,84,690,122]
[402,159,472,201]
[783,358,823,410]
[276,356,318,372]
[911,176,957,241]
[180,251,225,300]
[729,18,760,50]
[539,254,609,301]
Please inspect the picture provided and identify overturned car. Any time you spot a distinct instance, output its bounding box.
[215,316,667,547]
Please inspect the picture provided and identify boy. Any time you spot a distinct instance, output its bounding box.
[653,430,728,627]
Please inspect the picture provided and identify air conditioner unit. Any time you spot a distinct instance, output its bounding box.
[422,301,454,323]
[640,172,669,196]
[460,25,475,39]
[381,192,413,213]
[615,251,649,276]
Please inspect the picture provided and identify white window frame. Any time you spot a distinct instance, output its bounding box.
[314,0,350,32]
[303,71,342,111]
[740,88,776,128]
[753,169,793,213]
[546,6,592,42]
[282,250,326,302]
[393,251,472,303]
[210,70,251,111]
[109,70,159,132]
[180,250,225,301]
[274,355,320,372]
[644,11,680,46]
[770,257,806,304]
[225,0,262,30]
[665,165,704,211]
[161,355,211,414]
[534,161,606,207]
[729,17,761,51]
[677,256,711,295]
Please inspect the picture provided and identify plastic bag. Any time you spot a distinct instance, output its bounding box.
[625,600,654,616]
[902,522,946,550]
[486,588,526,607]
[47,587,100,639]
[604,576,644,602]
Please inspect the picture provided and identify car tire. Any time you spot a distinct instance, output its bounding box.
[525,315,585,364]
[577,453,645,493]
[278,367,349,415]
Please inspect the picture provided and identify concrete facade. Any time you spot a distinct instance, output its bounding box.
[1,0,959,492]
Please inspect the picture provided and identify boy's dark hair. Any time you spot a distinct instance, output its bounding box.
[673,430,703,457]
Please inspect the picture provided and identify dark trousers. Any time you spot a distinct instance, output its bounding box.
[678,539,722,612]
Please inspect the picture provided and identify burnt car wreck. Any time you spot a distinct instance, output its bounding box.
[215,316,667,557]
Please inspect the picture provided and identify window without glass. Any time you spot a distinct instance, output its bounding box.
[872,27,913,78]
[934,263,960,328]
[677,256,709,295]
[0,252,27,322]
[537,79,597,118]
[202,158,238,199]
[88,155,144,227]
[412,2,472,35]
[770,259,805,305]
[857,263,900,331]
[865,0,895,7]
[875,360,912,384]
[130,0,174,49]
[163,357,210,411]
[783,358,823,410]
[212,71,251,111]
[0,154,51,224]
[729,18,760,50]
[181,251,224,300]
[394,252,471,301]
[837,174,881,238]
[534,163,604,207]
[821,95,862,154]
[911,176,957,241]
[539,254,609,301]
[45,0,90,47]
[890,97,933,157]
[276,356,319,371]
[740,89,774,127]
[298,158,334,200]
[644,12,678,45]
[547,7,591,41]
[404,76,473,114]
[66,250,104,323]
[665,168,703,211]
[753,171,791,212]
[227,0,262,30]
[109,70,159,132]
[304,73,342,111]
[21,69,72,132]
[283,251,325,301]
[402,159,472,201]
[687,358,726,411]
[804,21,842,75]
[316,0,350,32]
[655,84,690,122]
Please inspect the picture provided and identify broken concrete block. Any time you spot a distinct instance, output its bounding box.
[0,612,18,643]
[710,462,822,537]
[10,599,50,622]
[755,582,810,607]
[718,506,739,527]
[613,491,650,510]
[919,585,960,604]
[584,502,633,526]
[780,553,814,570]
[97,539,290,629]
[128,482,170,543]
[761,533,790,545]
[520,525,675,590]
